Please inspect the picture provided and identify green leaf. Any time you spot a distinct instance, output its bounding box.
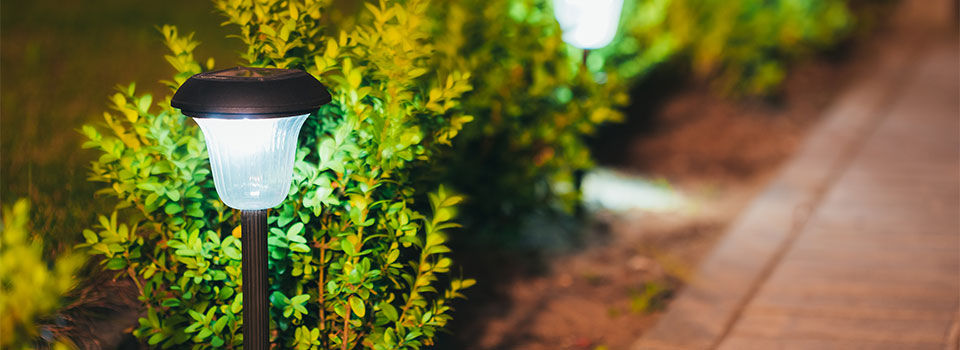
[83,229,99,244]
[326,281,338,295]
[188,309,204,322]
[291,294,310,305]
[166,188,181,201]
[138,94,153,114]
[380,302,398,321]
[136,182,161,192]
[270,291,290,306]
[148,308,160,328]
[219,287,235,300]
[105,258,127,270]
[148,332,165,345]
[197,328,212,340]
[421,311,433,324]
[386,249,399,264]
[384,328,396,345]
[92,243,111,256]
[212,316,229,333]
[293,303,307,316]
[223,246,241,260]
[287,222,306,240]
[210,335,225,347]
[231,295,243,314]
[341,239,356,256]
[349,295,365,318]
[185,205,203,218]
[290,243,311,253]
[278,209,294,227]
[164,202,183,215]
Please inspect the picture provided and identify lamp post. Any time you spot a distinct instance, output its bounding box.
[171,67,331,349]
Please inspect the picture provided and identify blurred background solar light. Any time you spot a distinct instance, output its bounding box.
[553,0,624,49]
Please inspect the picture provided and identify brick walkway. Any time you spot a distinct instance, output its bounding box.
[634,1,960,349]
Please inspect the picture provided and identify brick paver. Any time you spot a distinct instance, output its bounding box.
[714,41,960,350]
[634,1,959,349]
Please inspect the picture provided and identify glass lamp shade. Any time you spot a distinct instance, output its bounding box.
[194,114,308,210]
[553,0,624,49]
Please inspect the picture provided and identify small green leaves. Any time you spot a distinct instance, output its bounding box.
[1,199,86,347]
[285,223,312,253]
[81,0,477,349]
[290,294,310,320]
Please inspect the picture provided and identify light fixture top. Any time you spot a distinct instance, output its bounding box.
[171,67,332,118]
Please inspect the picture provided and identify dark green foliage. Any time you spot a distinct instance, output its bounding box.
[429,0,629,238]
[596,0,855,94]
[79,0,474,347]
[425,0,857,242]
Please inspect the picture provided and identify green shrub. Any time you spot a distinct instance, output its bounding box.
[428,0,629,237]
[597,0,854,95]
[1,199,83,349]
[681,0,852,94]
[79,0,474,347]
[424,0,853,239]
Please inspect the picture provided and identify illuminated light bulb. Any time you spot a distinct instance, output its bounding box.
[194,114,308,210]
[554,0,624,49]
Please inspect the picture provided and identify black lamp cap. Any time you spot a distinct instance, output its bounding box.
[171,67,332,119]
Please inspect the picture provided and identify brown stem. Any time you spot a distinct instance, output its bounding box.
[342,210,367,349]
[342,303,351,350]
[318,240,326,331]
[396,255,427,330]
[126,265,145,298]
[148,255,171,273]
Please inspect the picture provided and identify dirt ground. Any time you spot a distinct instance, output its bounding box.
[437,23,894,350]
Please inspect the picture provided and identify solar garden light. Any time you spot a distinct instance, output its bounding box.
[171,67,331,349]
[554,0,624,62]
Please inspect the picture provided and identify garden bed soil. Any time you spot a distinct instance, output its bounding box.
[437,30,891,350]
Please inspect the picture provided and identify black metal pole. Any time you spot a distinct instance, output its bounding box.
[241,209,269,350]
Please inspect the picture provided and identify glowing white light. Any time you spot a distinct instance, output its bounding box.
[581,168,684,212]
[553,0,624,49]
[194,114,308,210]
